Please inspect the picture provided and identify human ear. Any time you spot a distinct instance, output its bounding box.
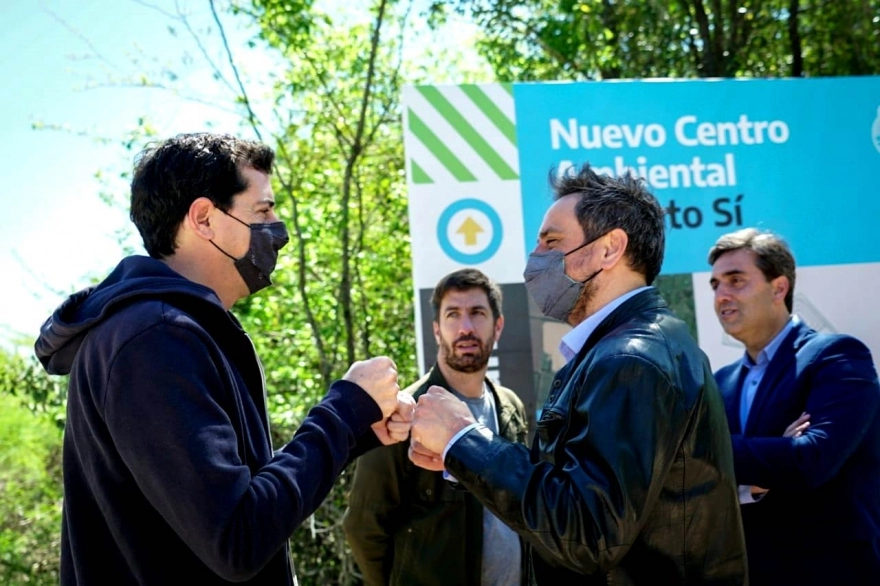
[493,315,505,341]
[187,197,216,241]
[771,275,789,303]
[600,228,629,269]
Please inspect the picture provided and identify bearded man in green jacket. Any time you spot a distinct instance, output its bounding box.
[344,268,529,586]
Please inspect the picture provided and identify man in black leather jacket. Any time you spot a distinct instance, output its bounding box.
[409,163,747,585]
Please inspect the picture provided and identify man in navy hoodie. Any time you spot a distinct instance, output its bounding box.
[35,133,412,585]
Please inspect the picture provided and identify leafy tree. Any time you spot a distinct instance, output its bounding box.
[0,354,64,585]
[0,349,67,431]
[211,1,490,580]
[231,1,417,581]
[427,0,880,81]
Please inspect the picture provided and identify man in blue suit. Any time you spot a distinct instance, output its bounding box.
[708,227,880,585]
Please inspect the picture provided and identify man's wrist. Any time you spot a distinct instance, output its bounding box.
[442,422,481,462]
[441,422,485,483]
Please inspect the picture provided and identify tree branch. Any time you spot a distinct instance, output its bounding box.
[171,0,239,97]
[272,136,333,383]
[598,0,622,79]
[83,80,242,115]
[682,0,716,76]
[788,0,803,76]
[209,0,264,140]
[43,7,119,73]
[338,0,390,365]
[515,14,589,79]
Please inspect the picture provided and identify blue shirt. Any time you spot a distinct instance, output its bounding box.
[739,315,799,429]
[736,314,798,504]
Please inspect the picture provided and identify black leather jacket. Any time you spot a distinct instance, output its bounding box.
[445,289,747,585]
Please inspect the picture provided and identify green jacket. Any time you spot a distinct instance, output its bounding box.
[344,366,529,586]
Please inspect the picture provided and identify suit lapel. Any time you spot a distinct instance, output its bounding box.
[743,324,804,435]
[718,365,748,434]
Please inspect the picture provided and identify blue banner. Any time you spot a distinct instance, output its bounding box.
[514,77,880,274]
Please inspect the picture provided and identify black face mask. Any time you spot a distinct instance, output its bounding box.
[210,210,290,294]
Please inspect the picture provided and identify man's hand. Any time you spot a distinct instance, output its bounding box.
[410,386,476,455]
[343,357,399,419]
[408,439,446,472]
[372,392,416,445]
[783,411,810,438]
[751,412,811,497]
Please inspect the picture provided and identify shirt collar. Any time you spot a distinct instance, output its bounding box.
[560,286,653,363]
[741,314,799,368]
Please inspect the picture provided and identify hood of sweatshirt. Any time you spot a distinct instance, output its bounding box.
[34,255,228,375]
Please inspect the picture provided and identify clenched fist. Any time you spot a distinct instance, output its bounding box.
[372,392,416,446]
[343,357,400,419]
[410,386,476,455]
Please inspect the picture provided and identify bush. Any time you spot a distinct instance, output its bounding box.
[0,391,63,584]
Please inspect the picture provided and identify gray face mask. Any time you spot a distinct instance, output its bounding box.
[523,235,603,322]
[211,211,290,294]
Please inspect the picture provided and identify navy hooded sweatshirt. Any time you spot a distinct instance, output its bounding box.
[35,256,383,585]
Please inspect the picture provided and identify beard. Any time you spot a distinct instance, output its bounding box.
[440,333,494,374]
[568,276,599,326]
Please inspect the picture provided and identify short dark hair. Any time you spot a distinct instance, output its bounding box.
[130,133,275,258]
[549,163,666,285]
[431,269,503,321]
[708,228,797,312]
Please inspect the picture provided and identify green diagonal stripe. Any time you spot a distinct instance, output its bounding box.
[460,84,517,145]
[408,108,476,182]
[410,159,433,184]
[500,83,513,96]
[416,86,518,180]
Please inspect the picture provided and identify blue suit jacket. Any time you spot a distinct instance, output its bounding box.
[715,321,880,585]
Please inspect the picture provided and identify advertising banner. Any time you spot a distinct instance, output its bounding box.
[403,78,880,419]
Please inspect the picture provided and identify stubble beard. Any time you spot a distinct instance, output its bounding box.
[568,278,599,326]
[441,334,494,374]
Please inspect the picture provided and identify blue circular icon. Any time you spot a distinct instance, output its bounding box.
[436,198,503,264]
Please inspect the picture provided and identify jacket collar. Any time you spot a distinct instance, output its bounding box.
[561,286,653,362]
[571,288,668,365]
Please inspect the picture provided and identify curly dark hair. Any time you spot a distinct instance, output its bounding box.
[431,269,503,322]
[549,163,666,284]
[130,133,275,258]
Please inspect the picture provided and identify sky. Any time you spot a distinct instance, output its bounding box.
[0,0,482,353]
[0,1,292,350]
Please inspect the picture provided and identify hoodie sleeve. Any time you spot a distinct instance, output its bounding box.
[102,319,382,582]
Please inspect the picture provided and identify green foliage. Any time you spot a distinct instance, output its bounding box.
[0,352,67,431]
[0,372,64,585]
[428,0,880,81]
[231,1,422,582]
[654,273,697,339]
[13,0,878,584]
